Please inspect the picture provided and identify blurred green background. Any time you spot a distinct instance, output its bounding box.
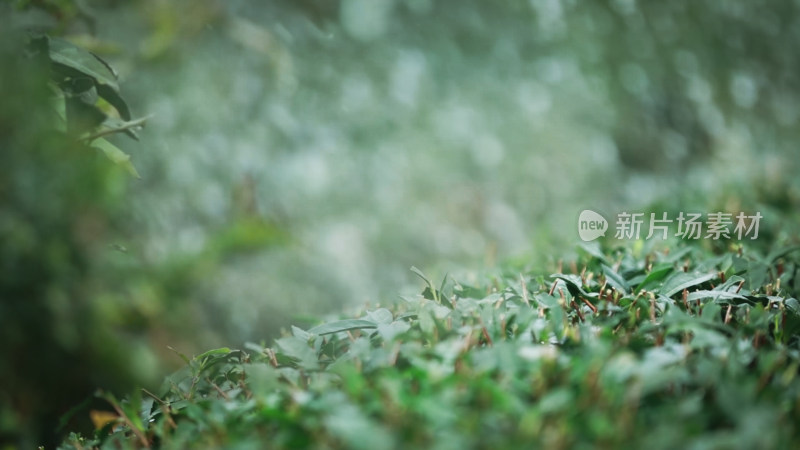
[2,0,799,447]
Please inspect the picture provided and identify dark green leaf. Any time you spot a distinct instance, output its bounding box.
[97,83,132,120]
[48,36,119,91]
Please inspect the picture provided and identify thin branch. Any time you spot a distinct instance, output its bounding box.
[82,114,153,143]
[141,388,166,406]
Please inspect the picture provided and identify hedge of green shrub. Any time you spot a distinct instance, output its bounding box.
[58,242,800,449]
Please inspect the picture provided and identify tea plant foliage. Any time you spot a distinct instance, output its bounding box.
[60,244,800,449]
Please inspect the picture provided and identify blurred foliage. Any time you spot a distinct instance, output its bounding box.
[0,3,295,447]
[0,22,146,449]
[103,0,800,326]
[57,243,800,448]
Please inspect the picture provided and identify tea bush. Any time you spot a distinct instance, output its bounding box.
[59,242,800,449]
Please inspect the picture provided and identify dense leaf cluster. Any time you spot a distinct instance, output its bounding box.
[60,244,800,449]
[27,34,146,177]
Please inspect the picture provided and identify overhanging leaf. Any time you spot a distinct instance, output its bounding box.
[48,36,119,91]
[48,36,133,120]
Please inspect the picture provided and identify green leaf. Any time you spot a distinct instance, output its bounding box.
[578,242,609,264]
[195,347,231,361]
[454,284,487,299]
[786,298,800,316]
[274,336,319,370]
[410,266,429,283]
[635,264,673,291]
[61,76,98,104]
[167,346,191,365]
[660,246,693,264]
[97,83,132,121]
[418,309,435,335]
[412,266,446,305]
[48,37,120,91]
[48,37,133,120]
[551,274,589,298]
[365,308,393,324]
[307,319,378,336]
[291,325,312,341]
[660,272,717,298]
[745,261,769,291]
[715,274,746,292]
[376,321,411,342]
[121,389,145,433]
[686,290,747,303]
[602,264,630,294]
[91,138,140,178]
